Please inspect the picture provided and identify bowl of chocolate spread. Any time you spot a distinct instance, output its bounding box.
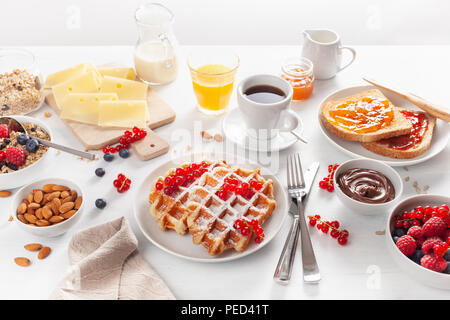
[334,159,403,215]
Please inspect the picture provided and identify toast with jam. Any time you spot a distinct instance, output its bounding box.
[320,89,413,143]
[361,108,436,159]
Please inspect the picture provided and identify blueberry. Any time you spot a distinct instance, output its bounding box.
[0,143,5,150]
[393,236,399,243]
[393,228,406,238]
[95,198,107,209]
[95,168,105,177]
[6,163,17,170]
[444,250,450,262]
[103,152,114,162]
[25,138,39,153]
[3,138,10,145]
[411,249,424,264]
[17,134,29,145]
[119,148,129,159]
[443,262,450,274]
[2,104,9,111]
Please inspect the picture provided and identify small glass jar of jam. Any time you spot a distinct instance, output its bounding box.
[281,57,314,101]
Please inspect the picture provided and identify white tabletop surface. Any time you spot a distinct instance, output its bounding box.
[1,45,450,300]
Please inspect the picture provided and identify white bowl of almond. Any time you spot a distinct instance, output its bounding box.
[12,178,84,237]
[0,115,53,189]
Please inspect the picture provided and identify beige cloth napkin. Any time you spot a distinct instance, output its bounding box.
[50,216,175,300]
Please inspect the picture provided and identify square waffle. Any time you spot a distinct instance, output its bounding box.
[148,160,277,256]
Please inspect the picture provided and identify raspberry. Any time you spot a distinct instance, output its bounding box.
[420,254,448,272]
[407,226,423,239]
[5,147,25,166]
[0,124,9,138]
[396,235,416,256]
[422,217,447,237]
[422,237,443,254]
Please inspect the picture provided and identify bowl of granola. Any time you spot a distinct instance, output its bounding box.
[0,115,53,189]
[0,48,44,116]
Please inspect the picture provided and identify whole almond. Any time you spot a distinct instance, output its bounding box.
[42,193,49,204]
[59,202,74,214]
[33,190,44,203]
[42,184,56,193]
[53,197,61,211]
[42,206,53,220]
[24,213,37,224]
[0,190,12,197]
[71,190,78,199]
[23,199,30,205]
[61,195,73,204]
[74,196,83,209]
[47,191,61,201]
[17,214,27,224]
[36,219,50,227]
[26,207,35,215]
[49,215,64,224]
[14,257,31,267]
[17,202,27,214]
[24,243,42,251]
[53,185,69,192]
[35,208,44,220]
[27,193,33,203]
[28,202,40,210]
[60,191,70,199]
[62,210,77,220]
[38,246,51,259]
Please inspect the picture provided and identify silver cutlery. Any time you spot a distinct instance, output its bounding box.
[274,154,320,283]
[0,117,96,160]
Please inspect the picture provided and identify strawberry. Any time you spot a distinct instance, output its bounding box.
[5,147,25,167]
[422,217,447,237]
[421,254,448,272]
[396,235,416,257]
[422,237,443,254]
[407,226,423,239]
[0,124,9,138]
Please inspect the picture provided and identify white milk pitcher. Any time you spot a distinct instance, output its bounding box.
[301,29,356,80]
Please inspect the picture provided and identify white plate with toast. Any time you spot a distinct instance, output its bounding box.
[133,153,289,262]
[318,85,450,166]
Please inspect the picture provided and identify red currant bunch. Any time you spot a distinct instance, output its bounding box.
[394,204,450,229]
[113,173,131,193]
[308,214,349,245]
[216,177,262,201]
[103,127,147,154]
[233,218,265,243]
[155,161,210,196]
[318,164,339,192]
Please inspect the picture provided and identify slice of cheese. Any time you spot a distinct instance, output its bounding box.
[52,71,102,109]
[59,93,118,125]
[97,68,136,80]
[99,76,148,100]
[45,62,98,88]
[98,100,148,128]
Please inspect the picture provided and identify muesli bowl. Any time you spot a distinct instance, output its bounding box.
[0,115,53,189]
[0,48,45,115]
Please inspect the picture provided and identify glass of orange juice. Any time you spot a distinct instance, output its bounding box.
[188,50,239,115]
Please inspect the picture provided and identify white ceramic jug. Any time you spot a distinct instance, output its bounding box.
[301,29,356,80]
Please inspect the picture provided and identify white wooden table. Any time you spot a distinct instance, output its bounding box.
[1,45,449,299]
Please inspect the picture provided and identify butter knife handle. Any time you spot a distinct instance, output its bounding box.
[273,216,300,283]
[297,196,321,283]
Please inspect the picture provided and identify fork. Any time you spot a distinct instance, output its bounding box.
[273,153,321,283]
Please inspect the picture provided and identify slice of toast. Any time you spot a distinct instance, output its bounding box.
[361,108,436,159]
[320,89,413,142]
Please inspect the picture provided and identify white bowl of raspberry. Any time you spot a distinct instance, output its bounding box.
[0,115,53,190]
[386,194,450,289]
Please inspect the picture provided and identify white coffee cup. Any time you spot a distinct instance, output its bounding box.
[301,29,356,80]
[237,74,297,140]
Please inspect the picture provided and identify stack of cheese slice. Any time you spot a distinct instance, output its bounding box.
[45,62,149,128]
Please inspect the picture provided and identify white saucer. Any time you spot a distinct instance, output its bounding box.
[222,107,303,152]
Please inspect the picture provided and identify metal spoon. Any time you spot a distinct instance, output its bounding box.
[276,114,308,144]
[0,117,95,160]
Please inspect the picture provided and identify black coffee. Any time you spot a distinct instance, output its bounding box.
[244,85,286,104]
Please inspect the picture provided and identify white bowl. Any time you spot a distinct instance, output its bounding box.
[334,158,403,215]
[0,116,53,190]
[12,178,84,237]
[386,194,450,289]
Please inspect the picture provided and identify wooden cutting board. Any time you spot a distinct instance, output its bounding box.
[44,86,174,159]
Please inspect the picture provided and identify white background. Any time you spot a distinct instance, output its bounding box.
[1,0,450,46]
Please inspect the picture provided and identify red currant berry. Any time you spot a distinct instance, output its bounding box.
[402,211,410,219]
[395,220,403,228]
[331,220,340,229]
[186,174,194,183]
[241,182,249,190]
[403,221,410,229]
[113,180,121,188]
[254,183,263,191]
[193,170,201,178]
[155,182,164,190]
[326,185,334,192]
[412,219,421,226]
[309,218,317,226]
[241,227,251,236]
[255,237,262,244]
[314,214,321,220]
[176,168,185,176]
[340,230,349,238]
[337,236,348,245]
[249,179,257,188]
[191,163,200,170]
[330,229,340,238]
[321,225,329,233]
